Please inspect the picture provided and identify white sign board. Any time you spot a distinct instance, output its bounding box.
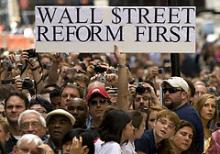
[35,6,196,53]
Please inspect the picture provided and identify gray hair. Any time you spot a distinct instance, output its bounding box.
[17,134,43,147]
[18,110,46,128]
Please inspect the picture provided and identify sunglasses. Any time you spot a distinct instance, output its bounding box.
[163,87,183,93]
[90,99,109,106]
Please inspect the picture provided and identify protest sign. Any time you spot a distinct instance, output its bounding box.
[35,6,196,53]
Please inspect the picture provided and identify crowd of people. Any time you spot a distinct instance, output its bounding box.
[0,40,220,154]
[0,1,220,154]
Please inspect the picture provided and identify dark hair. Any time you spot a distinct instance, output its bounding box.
[49,87,61,98]
[30,96,53,113]
[173,120,196,154]
[185,79,195,97]
[129,110,144,129]
[62,128,95,154]
[98,108,131,143]
[62,128,85,144]
[4,91,29,109]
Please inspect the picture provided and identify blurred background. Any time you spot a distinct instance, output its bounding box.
[1,0,220,89]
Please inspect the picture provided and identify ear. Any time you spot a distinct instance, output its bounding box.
[83,146,89,154]
[181,91,188,99]
[84,148,89,154]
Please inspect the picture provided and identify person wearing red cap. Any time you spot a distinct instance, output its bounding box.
[87,86,111,129]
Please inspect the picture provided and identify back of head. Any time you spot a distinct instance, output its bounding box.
[17,134,43,147]
[99,108,131,143]
[30,96,53,113]
[129,110,144,129]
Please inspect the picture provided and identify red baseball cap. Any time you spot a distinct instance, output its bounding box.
[86,87,110,101]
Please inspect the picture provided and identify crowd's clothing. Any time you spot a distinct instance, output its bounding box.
[94,138,104,154]
[44,138,61,154]
[121,140,136,154]
[206,129,220,154]
[135,129,156,154]
[175,103,204,154]
[204,137,211,153]
[5,134,19,154]
[98,141,122,154]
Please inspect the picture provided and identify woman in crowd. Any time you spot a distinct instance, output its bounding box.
[98,108,135,154]
[121,110,145,154]
[170,120,196,154]
[195,93,217,153]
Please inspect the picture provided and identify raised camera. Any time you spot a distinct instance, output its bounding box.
[26,49,38,58]
[22,78,34,89]
[94,65,107,73]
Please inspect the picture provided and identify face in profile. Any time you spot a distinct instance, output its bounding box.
[121,121,135,142]
[148,110,158,129]
[134,118,145,140]
[171,126,193,152]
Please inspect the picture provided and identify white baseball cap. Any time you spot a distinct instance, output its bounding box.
[162,77,189,94]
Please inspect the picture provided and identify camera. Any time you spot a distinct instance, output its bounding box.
[42,63,52,70]
[94,65,107,73]
[1,78,34,90]
[26,49,38,58]
[22,78,34,89]
[136,84,152,94]
[1,59,13,71]
[158,68,164,74]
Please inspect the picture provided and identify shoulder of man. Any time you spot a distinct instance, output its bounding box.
[134,129,155,154]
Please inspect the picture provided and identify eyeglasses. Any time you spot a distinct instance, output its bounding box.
[163,87,183,94]
[157,118,175,129]
[21,121,42,130]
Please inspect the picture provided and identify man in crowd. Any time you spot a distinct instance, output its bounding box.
[162,76,204,154]
[45,109,75,154]
[4,92,29,153]
[133,82,158,111]
[60,84,81,109]
[87,86,111,129]
[66,97,88,129]
[193,80,208,105]
[18,110,47,141]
